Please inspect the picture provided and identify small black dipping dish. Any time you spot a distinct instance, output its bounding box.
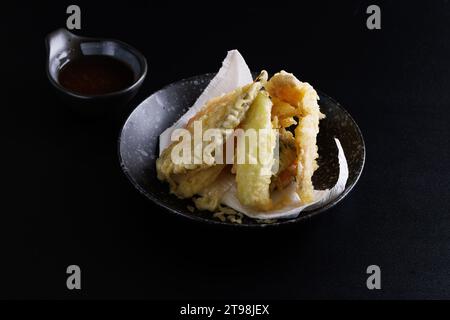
[46,29,147,116]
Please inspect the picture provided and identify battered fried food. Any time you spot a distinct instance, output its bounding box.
[156,69,324,211]
[266,71,325,204]
[170,165,226,198]
[270,128,297,192]
[156,71,268,198]
[235,91,275,210]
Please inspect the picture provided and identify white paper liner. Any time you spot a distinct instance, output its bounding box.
[158,50,349,219]
[159,50,253,155]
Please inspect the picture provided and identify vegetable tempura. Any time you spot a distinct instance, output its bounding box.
[156,70,324,212]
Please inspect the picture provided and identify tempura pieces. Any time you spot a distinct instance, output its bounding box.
[236,91,275,211]
[156,69,325,212]
[267,71,325,204]
[270,128,297,192]
[156,71,268,198]
[170,165,226,199]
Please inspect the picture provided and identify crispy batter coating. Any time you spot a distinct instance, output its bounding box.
[156,71,268,198]
[270,129,297,192]
[156,69,324,210]
[267,71,325,204]
[236,91,275,210]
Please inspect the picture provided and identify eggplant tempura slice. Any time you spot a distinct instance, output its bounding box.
[236,91,276,210]
[266,71,325,204]
[156,71,268,198]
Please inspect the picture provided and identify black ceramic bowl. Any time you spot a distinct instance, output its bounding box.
[119,74,365,227]
[46,29,147,116]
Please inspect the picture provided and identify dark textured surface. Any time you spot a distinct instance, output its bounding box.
[119,73,365,226]
[3,1,450,299]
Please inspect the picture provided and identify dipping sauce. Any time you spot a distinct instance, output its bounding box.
[58,55,135,95]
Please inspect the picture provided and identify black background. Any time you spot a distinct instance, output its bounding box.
[3,0,449,299]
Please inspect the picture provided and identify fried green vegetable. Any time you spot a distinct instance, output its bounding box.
[236,91,275,210]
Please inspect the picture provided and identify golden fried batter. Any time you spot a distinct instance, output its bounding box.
[156,69,325,210]
[156,71,268,198]
[267,71,325,204]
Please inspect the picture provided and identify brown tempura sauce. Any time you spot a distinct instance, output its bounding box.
[58,55,135,95]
